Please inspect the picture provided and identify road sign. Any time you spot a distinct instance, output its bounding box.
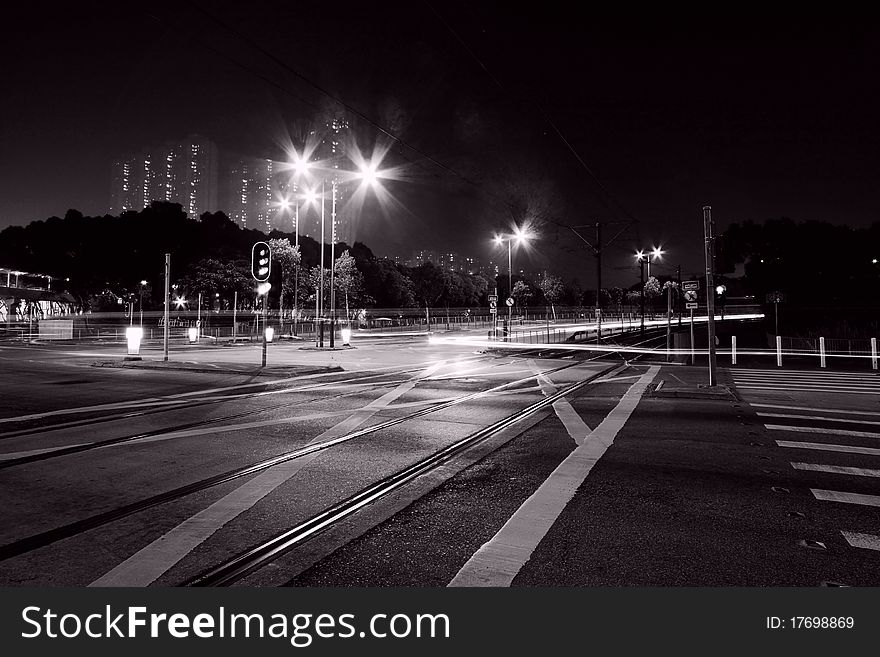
[686,302,698,309]
[489,307,497,314]
[488,300,497,310]
[683,280,699,292]
[488,294,498,303]
[684,290,698,302]
[766,291,784,303]
[506,297,514,306]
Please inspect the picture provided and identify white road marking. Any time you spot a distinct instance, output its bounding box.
[732,368,879,380]
[735,380,880,391]
[811,489,880,508]
[791,462,880,477]
[758,412,880,427]
[736,386,880,395]
[751,403,880,417]
[0,356,475,425]
[449,365,658,587]
[764,424,880,439]
[590,374,642,384]
[528,360,595,446]
[841,531,880,551]
[776,440,880,456]
[0,443,92,462]
[90,361,447,587]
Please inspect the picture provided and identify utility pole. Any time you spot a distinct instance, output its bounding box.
[639,257,645,336]
[595,222,602,343]
[566,221,632,344]
[261,292,268,367]
[703,206,718,386]
[329,180,337,349]
[666,282,672,361]
[163,253,170,362]
[676,264,682,327]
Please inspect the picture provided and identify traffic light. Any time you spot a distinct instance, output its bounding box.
[251,241,271,282]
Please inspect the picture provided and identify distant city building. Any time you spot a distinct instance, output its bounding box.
[224,157,279,232]
[411,249,438,266]
[439,252,462,272]
[110,134,219,219]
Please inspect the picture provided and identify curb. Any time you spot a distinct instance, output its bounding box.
[90,361,344,377]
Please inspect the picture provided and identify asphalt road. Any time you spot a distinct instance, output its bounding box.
[1,334,876,587]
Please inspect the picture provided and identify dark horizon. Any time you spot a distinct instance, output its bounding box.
[2,4,878,286]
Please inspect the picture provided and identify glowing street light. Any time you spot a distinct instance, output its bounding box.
[139,279,147,327]
[494,225,533,329]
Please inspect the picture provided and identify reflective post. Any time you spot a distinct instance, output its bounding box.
[232,290,238,341]
[731,335,737,365]
[872,337,878,370]
[776,335,782,368]
[820,336,826,368]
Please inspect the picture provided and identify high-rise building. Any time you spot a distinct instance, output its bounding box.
[224,157,279,232]
[304,115,353,245]
[110,135,219,218]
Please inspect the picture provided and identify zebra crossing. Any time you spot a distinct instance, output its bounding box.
[752,400,880,553]
[730,367,880,396]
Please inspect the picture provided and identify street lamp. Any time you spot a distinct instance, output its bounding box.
[494,226,532,330]
[139,280,147,327]
[635,246,663,334]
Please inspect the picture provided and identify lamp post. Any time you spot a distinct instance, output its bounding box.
[139,280,147,327]
[635,246,663,331]
[286,150,387,348]
[494,226,531,334]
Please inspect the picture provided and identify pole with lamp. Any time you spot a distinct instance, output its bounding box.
[494,226,531,341]
[139,279,147,327]
[329,179,337,348]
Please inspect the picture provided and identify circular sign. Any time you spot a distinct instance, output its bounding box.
[489,301,497,309]
[506,297,514,306]
[684,290,697,302]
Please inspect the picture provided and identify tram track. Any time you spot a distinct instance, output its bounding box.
[185,365,616,586]
[0,359,588,563]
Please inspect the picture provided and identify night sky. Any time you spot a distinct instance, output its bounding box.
[2,4,878,287]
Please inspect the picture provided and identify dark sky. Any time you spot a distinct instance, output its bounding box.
[2,3,878,287]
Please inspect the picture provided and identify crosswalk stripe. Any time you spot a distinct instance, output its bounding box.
[737,386,880,395]
[776,440,880,456]
[758,412,880,427]
[811,489,880,507]
[751,403,880,417]
[841,531,880,551]
[792,462,880,477]
[733,376,880,386]
[765,424,880,439]
[731,368,879,379]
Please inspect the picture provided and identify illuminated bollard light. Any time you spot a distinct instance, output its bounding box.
[341,326,352,346]
[188,327,198,343]
[125,326,143,356]
[265,326,274,343]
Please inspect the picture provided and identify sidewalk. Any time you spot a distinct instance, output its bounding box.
[647,362,737,400]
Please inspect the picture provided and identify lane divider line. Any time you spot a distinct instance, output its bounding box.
[448,365,658,587]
